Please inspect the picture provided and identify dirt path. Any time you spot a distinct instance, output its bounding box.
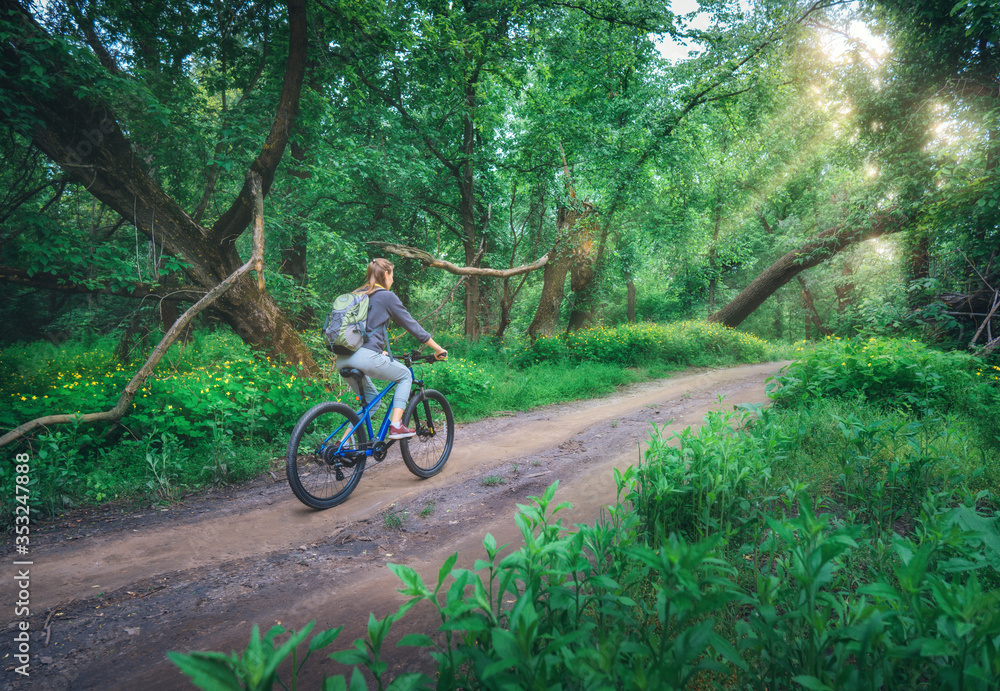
[1,361,787,690]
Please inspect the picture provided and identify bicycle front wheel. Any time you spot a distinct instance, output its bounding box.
[400,389,454,478]
[286,402,367,509]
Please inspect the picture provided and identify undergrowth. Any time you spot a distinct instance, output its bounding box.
[171,335,1000,689]
[0,321,784,520]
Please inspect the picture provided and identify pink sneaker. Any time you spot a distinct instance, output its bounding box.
[388,423,416,439]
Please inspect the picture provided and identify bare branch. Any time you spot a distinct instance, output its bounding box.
[369,241,549,278]
[0,172,267,449]
[971,290,1000,346]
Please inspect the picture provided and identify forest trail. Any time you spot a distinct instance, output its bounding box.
[1,361,787,690]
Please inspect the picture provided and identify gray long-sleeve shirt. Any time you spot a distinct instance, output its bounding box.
[361,289,430,353]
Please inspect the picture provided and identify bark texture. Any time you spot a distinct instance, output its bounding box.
[527,205,593,339]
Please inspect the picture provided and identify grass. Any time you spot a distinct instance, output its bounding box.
[382,509,406,532]
[480,475,504,487]
[0,320,789,521]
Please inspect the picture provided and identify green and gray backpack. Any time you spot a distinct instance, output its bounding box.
[323,291,378,352]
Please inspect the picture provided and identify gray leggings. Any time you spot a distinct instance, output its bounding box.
[336,347,411,412]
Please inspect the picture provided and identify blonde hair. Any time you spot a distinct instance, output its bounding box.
[356,258,394,295]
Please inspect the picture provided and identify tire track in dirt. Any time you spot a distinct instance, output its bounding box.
[1,361,787,690]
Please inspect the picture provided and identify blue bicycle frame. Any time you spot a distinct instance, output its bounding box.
[321,362,422,458]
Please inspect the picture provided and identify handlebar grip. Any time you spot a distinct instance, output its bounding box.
[407,350,441,364]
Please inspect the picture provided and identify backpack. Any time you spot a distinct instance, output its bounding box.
[323,291,378,352]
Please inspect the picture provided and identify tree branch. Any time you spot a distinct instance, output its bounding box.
[208,0,306,245]
[0,176,69,226]
[65,0,121,74]
[369,241,549,278]
[0,172,267,449]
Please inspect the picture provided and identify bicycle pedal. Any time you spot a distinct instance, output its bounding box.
[335,467,345,481]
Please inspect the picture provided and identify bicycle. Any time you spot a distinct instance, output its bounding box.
[286,350,454,509]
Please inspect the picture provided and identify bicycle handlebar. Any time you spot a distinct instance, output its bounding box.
[404,350,445,366]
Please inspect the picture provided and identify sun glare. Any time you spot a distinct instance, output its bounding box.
[819,21,890,66]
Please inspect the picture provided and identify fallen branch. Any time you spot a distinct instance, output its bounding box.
[970,289,999,347]
[368,241,549,278]
[0,172,267,449]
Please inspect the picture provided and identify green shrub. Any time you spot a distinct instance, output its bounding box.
[770,336,984,409]
[511,321,775,369]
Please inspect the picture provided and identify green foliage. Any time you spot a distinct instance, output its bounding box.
[169,621,343,691]
[176,327,1000,689]
[0,331,333,516]
[772,335,991,408]
[511,321,774,369]
[422,357,493,405]
[632,404,780,542]
[770,336,1000,457]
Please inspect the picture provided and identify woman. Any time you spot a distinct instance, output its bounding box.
[333,258,447,439]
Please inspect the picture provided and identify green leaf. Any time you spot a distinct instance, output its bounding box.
[385,672,432,690]
[388,562,430,598]
[348,668,368,691]
[792,675,833,690]
[167,651,243,690]
[322,677,348,691]
[857,582,900,601]
[397,633,435,647]
[261,621,314,683]
[309,626,343,653]
[435,552,459,596]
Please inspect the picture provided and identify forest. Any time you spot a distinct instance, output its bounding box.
[1,0,1000,688]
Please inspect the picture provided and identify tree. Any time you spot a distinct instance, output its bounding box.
[709,210,909,327]
[0,0,319,372]
[311,0,547,338]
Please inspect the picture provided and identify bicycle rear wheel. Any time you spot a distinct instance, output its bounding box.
[286,402,367,509]
[400,389,454,478]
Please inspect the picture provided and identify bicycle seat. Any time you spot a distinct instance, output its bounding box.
[338,367,365,382]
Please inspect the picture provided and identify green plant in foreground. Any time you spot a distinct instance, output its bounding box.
[169,620,345,691]
[145,433,187,503]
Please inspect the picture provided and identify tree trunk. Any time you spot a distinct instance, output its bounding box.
[528,205,591,339]
[709,211,908,328]
[708,169,725,311]
[0,0,319,374]
[772,290,783,340]
[798,276,832,336]
[565,226,598,331]
[627,279,636,323]
[463,240,482,339]
[527,249,572,340]
[835,260,856,312]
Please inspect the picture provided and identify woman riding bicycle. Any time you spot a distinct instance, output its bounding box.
[332,258,447,439]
